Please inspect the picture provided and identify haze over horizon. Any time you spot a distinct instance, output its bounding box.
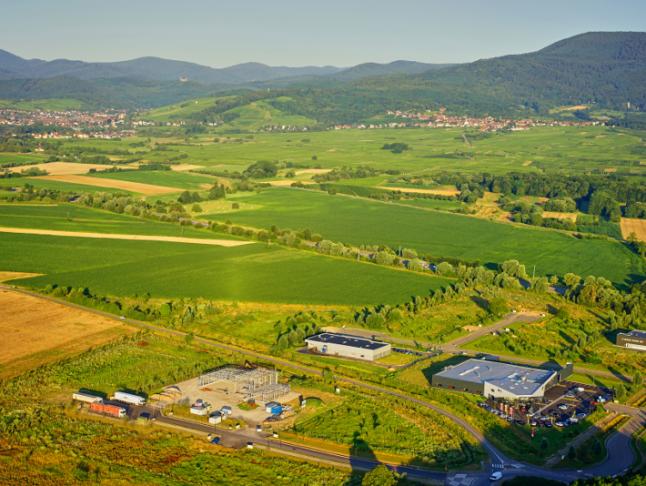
[2,0,645,67]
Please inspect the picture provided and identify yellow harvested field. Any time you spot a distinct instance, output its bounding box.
[377,186,460,196]
[268,179,315,187]
[0,226,254,247]
[543,211,578,222]
[32,174,182,195]
[171,164,204,172]
[0,287,135,379]
[620,218,646,242]
[294,168,332,175]
[10,161,125,175]
[0,271,42,282]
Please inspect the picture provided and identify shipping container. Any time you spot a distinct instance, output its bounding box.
[89,402,126,418]
[72,392,103,404]
[114,391,146,406]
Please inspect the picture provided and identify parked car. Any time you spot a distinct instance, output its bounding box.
[558,404,569,411]
[489,471,503,481]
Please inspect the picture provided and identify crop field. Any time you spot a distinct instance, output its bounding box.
[0,287,134,379]
[206,188,643,284]
[9,161,118,175]
[0,231,449,304]
[620,217,646,242]
[89,169,217,190]
[0,203,242,239]
[4,177,136,194]
[32,174,182,195]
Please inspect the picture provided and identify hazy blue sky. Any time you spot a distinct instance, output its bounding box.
[2,0,645,66]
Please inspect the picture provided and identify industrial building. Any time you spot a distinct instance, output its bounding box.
[616,330,646,351]
[305,332,392,361]
[432,358,558,400]
[198,366,290,402]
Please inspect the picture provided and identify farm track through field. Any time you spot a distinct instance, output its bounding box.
[1,284,640,484]
[0,226,253,247]
[31,174,182,195]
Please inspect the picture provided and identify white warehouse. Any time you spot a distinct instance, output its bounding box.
[305,332,391,361]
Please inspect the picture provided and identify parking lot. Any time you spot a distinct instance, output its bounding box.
[478,381,613,429]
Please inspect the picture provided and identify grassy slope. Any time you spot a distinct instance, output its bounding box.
[207,188,643,284]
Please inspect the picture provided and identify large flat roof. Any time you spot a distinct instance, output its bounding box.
[306,332,390,350]
[435,358,556,397]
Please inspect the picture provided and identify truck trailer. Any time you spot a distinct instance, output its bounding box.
[72,392,103,404]
[113,391,146,406]
[89,402,127,418]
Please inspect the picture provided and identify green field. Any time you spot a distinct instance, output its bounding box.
[0,98,86,111]
[128,126,646,174]
[0,152,48,166]
[205,188,643,284]
[0,203,236,239]
[26,126,646,176]
[292,393,481,466]
[90,169,217,190]
[16,177,136,194]
[1,230,449,304]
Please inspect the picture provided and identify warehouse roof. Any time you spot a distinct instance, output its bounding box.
[306,332,390,350]
[435,358,556,397]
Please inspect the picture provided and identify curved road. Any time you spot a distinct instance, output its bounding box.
[3,284,643,484]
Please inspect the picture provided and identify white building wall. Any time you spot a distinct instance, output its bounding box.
[306,340,391,361]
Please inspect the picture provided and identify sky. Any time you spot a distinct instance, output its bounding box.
[2,0,645,67]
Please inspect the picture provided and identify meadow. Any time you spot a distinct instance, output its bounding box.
[1,232,449,305]
[291,392,482,467]
[206,187,643,284]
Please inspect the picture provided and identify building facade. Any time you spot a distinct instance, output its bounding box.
[432,358,558,400]
[617,330,646,351]
[305,333,392,361]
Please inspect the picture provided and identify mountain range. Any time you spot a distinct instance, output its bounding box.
[0,32,644,118]
[0,49,449,85]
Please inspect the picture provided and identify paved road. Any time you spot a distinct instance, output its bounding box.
[440,312,542,351]
[2,284,642,484]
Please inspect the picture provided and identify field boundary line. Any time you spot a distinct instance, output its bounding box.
[0,226,254,247]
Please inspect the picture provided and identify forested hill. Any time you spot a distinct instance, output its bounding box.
[414,32,646,113]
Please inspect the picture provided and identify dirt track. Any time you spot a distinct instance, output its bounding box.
[0,226,254,247]
[31,174,182,195]
[0,271,41,282]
